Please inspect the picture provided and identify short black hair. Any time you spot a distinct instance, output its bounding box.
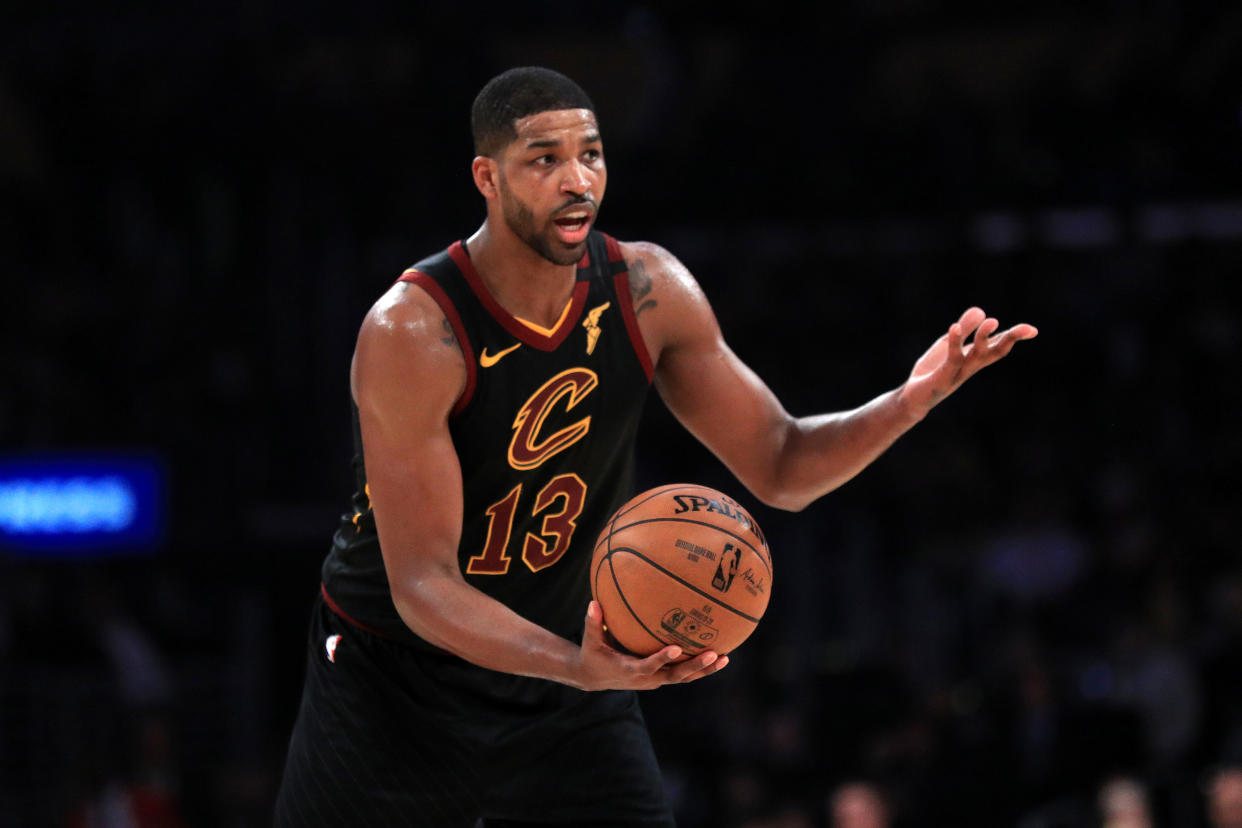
[471,67,596,157]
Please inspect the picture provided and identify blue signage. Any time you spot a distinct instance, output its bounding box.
[0,455,165,556]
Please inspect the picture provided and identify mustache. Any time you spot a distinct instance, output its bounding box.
[554,195,597,214]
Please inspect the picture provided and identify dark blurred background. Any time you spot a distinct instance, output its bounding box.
[3,2,1241,826]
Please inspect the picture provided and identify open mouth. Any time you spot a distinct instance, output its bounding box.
[552,210,593,243]
[556,215,588,232]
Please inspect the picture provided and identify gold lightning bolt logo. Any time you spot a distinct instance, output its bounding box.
[582,302,610,355]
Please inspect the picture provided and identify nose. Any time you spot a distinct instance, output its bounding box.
[560,159,591,196]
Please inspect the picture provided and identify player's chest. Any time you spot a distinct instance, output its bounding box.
[457,314,645,448]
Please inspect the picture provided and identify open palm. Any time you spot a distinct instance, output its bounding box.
[900,306,1038,416]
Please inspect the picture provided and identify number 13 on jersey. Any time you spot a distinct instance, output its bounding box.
[466,473,587,575]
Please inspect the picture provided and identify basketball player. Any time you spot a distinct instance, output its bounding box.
[274,67,1037,826]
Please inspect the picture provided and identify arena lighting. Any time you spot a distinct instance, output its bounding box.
[0,455,164,557]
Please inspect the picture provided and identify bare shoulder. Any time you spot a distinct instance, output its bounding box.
[359,277,463,356]
[616,240,721,362]
[616,240,708,316]
[352,275,466,411]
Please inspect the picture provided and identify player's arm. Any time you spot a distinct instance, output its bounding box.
[352,279,726,690]
[623,242,1037,512]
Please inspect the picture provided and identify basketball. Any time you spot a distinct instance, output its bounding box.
[590,483,772,659]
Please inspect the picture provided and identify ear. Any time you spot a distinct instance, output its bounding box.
[472,156,500,199]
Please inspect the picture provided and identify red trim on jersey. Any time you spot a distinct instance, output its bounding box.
[321,583,388,639]
[448,241,589,352]
[396,270,476,416]
[606,235,655,383]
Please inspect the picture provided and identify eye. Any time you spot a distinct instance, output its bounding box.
[532,154,555,167]
[583,149,602,163]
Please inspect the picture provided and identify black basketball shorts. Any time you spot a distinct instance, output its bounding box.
[273,595,676,827]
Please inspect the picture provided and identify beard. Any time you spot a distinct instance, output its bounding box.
[498,177,592,266]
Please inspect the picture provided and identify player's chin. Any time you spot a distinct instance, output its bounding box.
[546,237,590,266]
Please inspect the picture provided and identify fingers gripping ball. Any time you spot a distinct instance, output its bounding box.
[590,484,772,658]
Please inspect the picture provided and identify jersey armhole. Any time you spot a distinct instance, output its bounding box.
[604,234,655,383]
[396,270,477,415]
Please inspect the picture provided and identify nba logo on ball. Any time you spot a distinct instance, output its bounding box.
[591,484,772,658]
[711,543,742,591]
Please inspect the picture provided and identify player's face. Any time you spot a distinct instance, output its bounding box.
[496,109,606,266]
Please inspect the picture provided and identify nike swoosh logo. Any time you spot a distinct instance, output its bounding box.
[479,342,521,367]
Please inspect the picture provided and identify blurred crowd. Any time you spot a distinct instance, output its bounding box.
[3,2,1240,826]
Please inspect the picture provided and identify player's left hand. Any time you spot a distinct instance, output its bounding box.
[575,600,729,690]
[899,306,1037,417]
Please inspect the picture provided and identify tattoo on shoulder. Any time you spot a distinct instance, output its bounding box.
[440,317,460,350]
[628,258,658,316]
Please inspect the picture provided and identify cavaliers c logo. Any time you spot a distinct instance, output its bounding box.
[508,368,599,470]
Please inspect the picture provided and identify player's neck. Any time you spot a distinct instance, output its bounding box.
[466,222,577,329]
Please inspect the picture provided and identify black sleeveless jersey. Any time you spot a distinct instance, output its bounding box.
[321,230,653,651]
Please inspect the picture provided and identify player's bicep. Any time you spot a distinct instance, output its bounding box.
[359,409,465,584]
[636,246,792,501]
[351,287,468,588]
[655,332,791,497]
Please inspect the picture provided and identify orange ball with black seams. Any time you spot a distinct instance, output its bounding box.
[591,484,772,660]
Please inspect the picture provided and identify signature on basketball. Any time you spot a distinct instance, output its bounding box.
[740,567,767,596]
[670,494,767,548]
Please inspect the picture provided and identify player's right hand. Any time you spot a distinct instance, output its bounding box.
[573,600,729,691]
